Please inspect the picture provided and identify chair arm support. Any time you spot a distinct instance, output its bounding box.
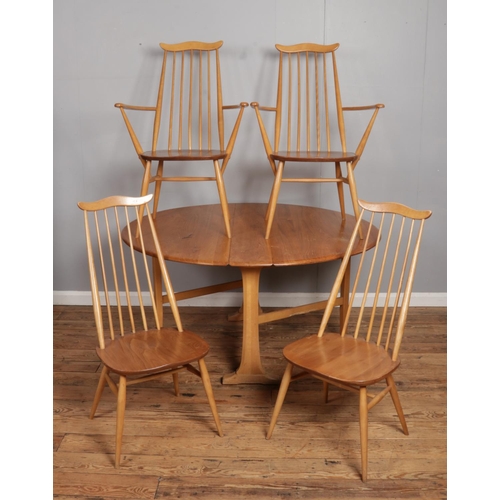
[251,102,277,173]
[220,103,249,174]
[115,104,150,164]
[345,105,384,169]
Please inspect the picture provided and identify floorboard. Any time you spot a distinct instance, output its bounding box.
[54,305,447,499]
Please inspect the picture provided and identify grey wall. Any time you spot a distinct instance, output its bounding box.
[53,0,446,299]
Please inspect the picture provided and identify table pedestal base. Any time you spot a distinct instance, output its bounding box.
[222,371,278,385]
[222,267,275,384]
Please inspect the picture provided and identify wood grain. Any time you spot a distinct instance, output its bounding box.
[54,305,447,498]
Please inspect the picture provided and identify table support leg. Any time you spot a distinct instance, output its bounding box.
[222,267,277,385]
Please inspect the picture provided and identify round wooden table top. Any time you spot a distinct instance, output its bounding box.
[124,203,378,268]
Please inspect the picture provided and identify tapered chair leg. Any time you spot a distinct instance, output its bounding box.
[265,160,285,239]
[90,366,109,419]
[359,386,368,482]
[346,161,363,239]
[115,375,127,469]
[153,161,164,217]
[136,160,153,237]
[198,358,223,437]
[212,159,232,239]
[335,162,346,220]
[386,374,409,435]
[267,362,294,439]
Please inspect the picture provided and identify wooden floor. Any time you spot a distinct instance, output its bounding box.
[54,305,447,499]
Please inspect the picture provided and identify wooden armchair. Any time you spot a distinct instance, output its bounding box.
[251,43,384,238]
[266,199,432,481]
[116,41,248,238]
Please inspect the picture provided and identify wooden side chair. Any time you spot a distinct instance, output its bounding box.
[251,43,384,239]
[116,41,248,238]
[77,193,223,468]
[266,199,432,481]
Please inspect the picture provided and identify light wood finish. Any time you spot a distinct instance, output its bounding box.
[266,200,432,482]
[77,194,223,468]
[251,43,384,238]
[115,41,248,238]
[54,304,447,498]
[122,203,378,384]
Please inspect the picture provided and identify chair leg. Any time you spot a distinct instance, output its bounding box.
[136,160,152,238]
[198,358,223,437]
[335,162,346,220]
[267,362,294,439]
[386,374,409,435]
[359,386,368,482]
[115,375,127,469]
[172,372,180,397]
[89,366,109,419]
[265,160,285,239]
[213,159,232,239]
[153,161,163,218]
[346,161,363,239]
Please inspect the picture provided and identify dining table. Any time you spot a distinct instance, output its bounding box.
[123,202,378,384]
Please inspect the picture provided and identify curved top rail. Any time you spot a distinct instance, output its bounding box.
[275,42,340,53]
[160,40,223,52]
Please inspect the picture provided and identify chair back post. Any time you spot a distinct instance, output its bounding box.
[274,51,283,152]
[331,47,347,153]
[81,209,107,349]
[152,50,168,152]
[216,46,224,151]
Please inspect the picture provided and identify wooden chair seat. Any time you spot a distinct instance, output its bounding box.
[271,151,357,163]
[141,149,227,162]
[283,333,400,386]
[97,328,210,377]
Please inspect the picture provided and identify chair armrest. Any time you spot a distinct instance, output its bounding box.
[342,104,385,111]
[115,103,157,111]
[251,102,277,112]
[222,102,249,110]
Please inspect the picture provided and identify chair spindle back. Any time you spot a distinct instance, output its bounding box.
[154,41,224,153]
[78,194,182,349]
[318,200,432,360]
[274,43,345,154]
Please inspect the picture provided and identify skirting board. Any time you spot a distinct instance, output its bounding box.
[54,291,447,307]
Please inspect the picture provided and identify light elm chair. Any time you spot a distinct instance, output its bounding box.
[266,199,432,481]
[78,193,223,468]
[252,43,384,239]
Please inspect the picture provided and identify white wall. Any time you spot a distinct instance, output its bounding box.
[53,0,446,303]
